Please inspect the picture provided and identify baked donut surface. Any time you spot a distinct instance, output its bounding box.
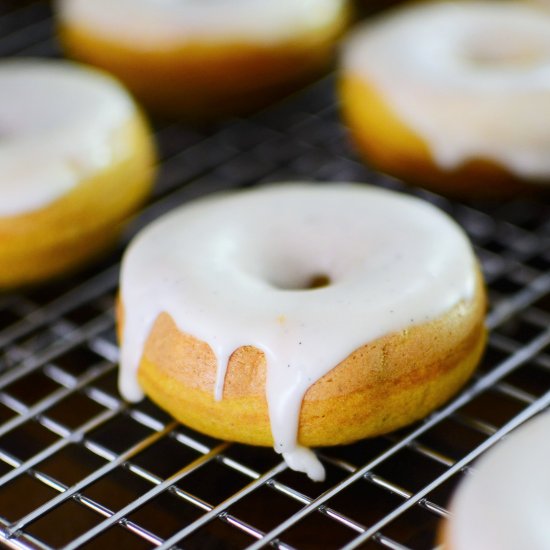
[444,411,550,550]
[340,2,550,198]
[118,183,486,480]
[0,59,155,288]
[56,0,349,119]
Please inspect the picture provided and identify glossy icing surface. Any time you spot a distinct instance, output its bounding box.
[0,59,134,216]
[57,0,347,47]
[118,183,477,479]
[448,411,550,549]
[342,2,550,181]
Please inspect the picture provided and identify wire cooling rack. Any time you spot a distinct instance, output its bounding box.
[2,2,550,549]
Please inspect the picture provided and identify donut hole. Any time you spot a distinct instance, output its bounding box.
[269,272,332,291]
[464,30,548,68]
[306,273,331,289]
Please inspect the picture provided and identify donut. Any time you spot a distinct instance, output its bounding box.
[0,59,155,288]
[117,183,486,480]
[56,0,350,120]
[443,411,550,549]
[340,2,550,198]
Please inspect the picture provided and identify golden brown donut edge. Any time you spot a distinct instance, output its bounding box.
[340,75,545,199]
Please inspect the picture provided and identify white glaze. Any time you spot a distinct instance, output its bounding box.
[56,0,347,48]
[118,183,477,480]
[342,2,550,181]
[448,411,550,549]
[0,60,135,217]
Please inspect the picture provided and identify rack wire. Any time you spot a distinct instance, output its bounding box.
[1,2,550,549]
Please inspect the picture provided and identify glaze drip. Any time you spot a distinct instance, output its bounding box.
[119,183,477,480]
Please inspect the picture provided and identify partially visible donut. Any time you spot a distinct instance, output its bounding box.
[444,411,550,550]
[0,59,155,288]
[340,2,550,198]
[117,183,486,480]
[56,0,350,120]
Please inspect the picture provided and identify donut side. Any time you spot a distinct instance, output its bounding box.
[0,111,155,288]
[120,268,486,447]
[339,75,538,199]
[57,12,349,119]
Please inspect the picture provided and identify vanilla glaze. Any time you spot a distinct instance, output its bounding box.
[118,183,477,480]
[448,411,550,549]
[0,60,134,217]
[343,2,550,181]
[57,0,347,48]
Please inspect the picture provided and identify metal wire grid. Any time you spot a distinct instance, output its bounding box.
[1,2,550,549]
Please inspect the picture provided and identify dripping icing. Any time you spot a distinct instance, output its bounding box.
[119,183,477,480]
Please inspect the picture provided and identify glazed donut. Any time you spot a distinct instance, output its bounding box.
[117,183,486,480]
[340,2,550,198]
[444,411,550,549]
[56,0,350,120]
[0,59,155,288]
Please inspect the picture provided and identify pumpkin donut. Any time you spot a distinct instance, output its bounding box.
[340,2,550,198]
[117,183,486,480]
[57,0,350,120]
[0,59,155,288]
